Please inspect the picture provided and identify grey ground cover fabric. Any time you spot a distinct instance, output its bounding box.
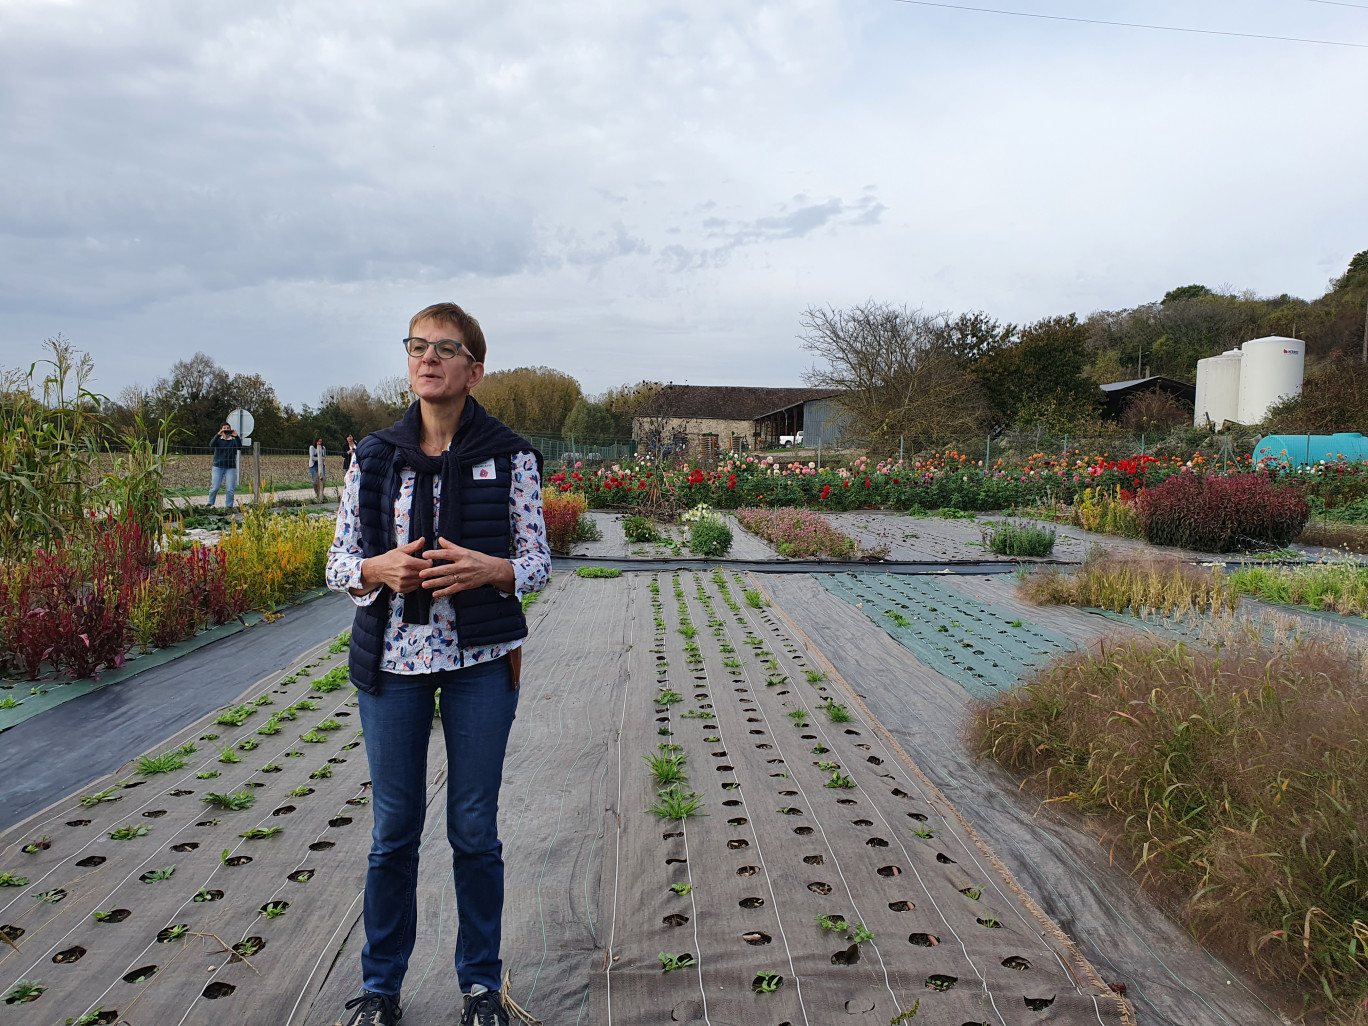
[757,573,1288,1026]
[593,569,1126,1025]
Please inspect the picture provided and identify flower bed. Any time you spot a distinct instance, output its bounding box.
[734,508,859,559]
[1133,472,1310,552]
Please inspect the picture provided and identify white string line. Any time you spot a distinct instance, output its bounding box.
[705,576,904,1015]
[682,573,808,1026]
[0,676,354,995]
[751,573,1010,1026]
[0,641,337,864]
[0,642,342,914]
[602,575,643,1026]
[75,690,362,1026]
[283,889,367,1026]
[888,0,1368,49]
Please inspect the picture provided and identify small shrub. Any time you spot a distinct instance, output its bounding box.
[544,491,591,553]
[622,515,659,543]
[735,507,856,559]
[575,566,621,579]
[688,518,733,557]
[1133,472,1309,552]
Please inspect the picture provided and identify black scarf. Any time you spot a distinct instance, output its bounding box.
[371,397,539,626]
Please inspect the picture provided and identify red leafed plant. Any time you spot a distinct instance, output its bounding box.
[543,491,589,553]
[1133,471,1310,553]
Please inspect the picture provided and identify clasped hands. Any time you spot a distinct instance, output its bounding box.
[357,537,513,599]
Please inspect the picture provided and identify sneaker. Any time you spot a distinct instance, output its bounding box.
[460,990,509,1026]
[340,991,401,1026]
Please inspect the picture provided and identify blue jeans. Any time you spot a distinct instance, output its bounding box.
[207,465,237,507]
[357,658,520,997]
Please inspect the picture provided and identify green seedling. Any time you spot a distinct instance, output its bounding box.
[141,866,176,883]
[311,667,349,693]
[240,827,282,840]
[286,750,304,758]
[744,589,767,609]
[816,914,847,932]
[825,771,856,790]
[233,936,265,957]
[0,872,29,887]
[310,764,333,779]
[669,882,692,896]
[287,786,314,797]
[274,708,298,721]
[110,824,150,840]
[658,952,696,972]
[217,745,242,764]
[316,718,343,731]
[890,999,921,1023]
[159,923,189,941]
[260,763,281,773]
[882,609,911,627]
[656,726,673,736]
[92,908,122,921]
[703,735,720,743]
[657,742,683,752]
[722,657,742,668]
[300,731,329,743]
[192,889,216,902]
[3,980,44,1004]
[329,631,351,653]
[236,738,259,751]
[811,743,830,755]
[912,825,935,839]
[720,643,736,654]
[20,837,47,854]
[753,970,783,993]
[253,695,274,706]
[196,770,221,779]
[679,708,708,719]
[35,889,65,903]
[960,887,982,900]
[220,848,233,866]
[176,740,198,754]
[260,900,289,919]
[925,974,956,991]
[824,700,853,723]
[804,670,826,683]
[644,752,689,786]
[0,697,17,709]
[979,916,1000,928]
[847,921,874,944]
[765,674,787,687]
[200,817,220,826]
[817,761,840,771]
[256,719,282,736]
[647,785,705,820]
[201,790,257,811]
[657,689,683,705]
[786,709,809,727]
[215,704,255,726]
[78,786,121,808]
[1009,620,1023,628]
[292,698,322,711]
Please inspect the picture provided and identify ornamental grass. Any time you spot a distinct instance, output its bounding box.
[1019,556,1238,619]
[970,630,1368,1018]
[1229,560,1368,618]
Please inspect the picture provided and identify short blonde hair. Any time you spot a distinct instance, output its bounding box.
[408,302,487,364]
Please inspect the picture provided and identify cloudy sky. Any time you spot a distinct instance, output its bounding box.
[1,0,1365,408]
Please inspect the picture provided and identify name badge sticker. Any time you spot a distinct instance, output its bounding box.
[471,458,496,481]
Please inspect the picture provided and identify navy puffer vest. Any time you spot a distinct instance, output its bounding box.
[346,399,538,694]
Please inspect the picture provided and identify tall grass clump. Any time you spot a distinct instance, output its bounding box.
[970,632,1368,1017]
[986,522,1056,557]
[219,507,332,610]
[1229,561,1368,618]
[1021,556,1238,619]
[1133,471,1310,552]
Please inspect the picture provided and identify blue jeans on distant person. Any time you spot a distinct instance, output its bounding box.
[208,466,237,507]
[357,657,520,997]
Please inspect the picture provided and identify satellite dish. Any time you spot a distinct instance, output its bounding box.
[226,408,255,439]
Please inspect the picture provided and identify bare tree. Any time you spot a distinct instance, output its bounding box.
[801,303,989,456]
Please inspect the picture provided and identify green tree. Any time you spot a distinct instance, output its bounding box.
[561,399,622,442]
[970,314,1097,427]
[474,366,582,436]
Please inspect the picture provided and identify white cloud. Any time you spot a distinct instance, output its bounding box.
[0,0,1364,405]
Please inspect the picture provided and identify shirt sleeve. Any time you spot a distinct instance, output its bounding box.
[506,451,551,600]
[326,459,381,606]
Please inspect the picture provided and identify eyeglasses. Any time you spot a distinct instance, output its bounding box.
[403,337,468,360]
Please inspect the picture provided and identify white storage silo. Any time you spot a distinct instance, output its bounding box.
[1194,348,1242,429]
[1237,337,1304,425]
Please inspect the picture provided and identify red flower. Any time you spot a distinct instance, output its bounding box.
[820,485,831,500]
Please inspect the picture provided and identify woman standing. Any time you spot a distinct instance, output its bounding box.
[325,302,549,1026]
[309,436,327,501]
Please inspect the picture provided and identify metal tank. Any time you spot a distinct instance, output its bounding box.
[1237,336,1304,424]
[1193,348,1242,429]
[1253,432,1368,468]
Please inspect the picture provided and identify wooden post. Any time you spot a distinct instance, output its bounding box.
[253,441,262,504]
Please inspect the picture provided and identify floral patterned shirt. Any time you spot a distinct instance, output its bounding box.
[325,451,550,674]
